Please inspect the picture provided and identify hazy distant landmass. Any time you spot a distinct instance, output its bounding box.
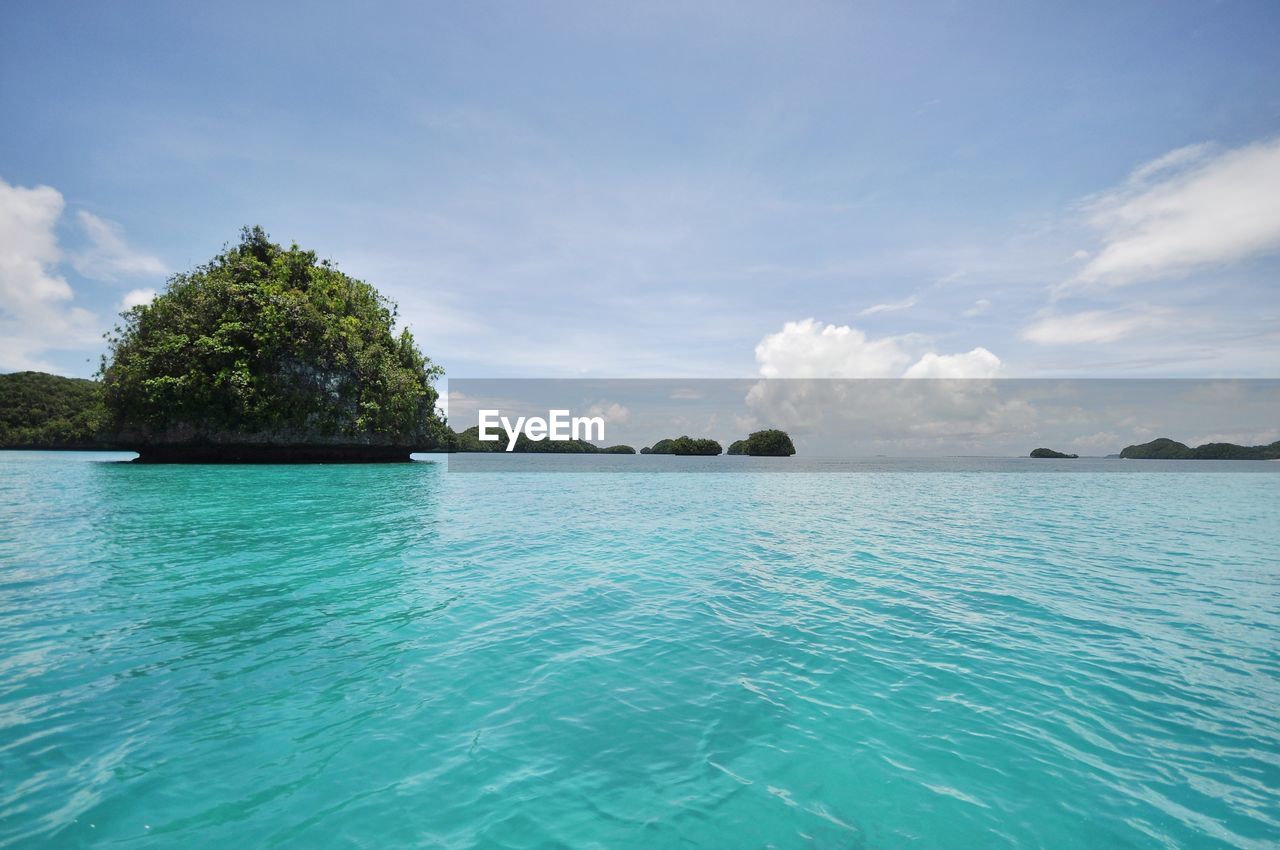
[640,436,723,456]
[727,429,797,456]
[0,372,113,450]
[1029,448,1078,459]
[449,426,634,454]
[1120,437,1280,460]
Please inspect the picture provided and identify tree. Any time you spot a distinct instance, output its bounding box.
[642,435,722,455]
[0,372,110,448]
[729,429,795,456]
[101,227,446,457]
[1120,437,1280,460]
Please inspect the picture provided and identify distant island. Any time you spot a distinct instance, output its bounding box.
[640,436,722,456]
[1120,437,1280,460]
[0,372,113,450]
[1029,447,1078,459]
[98,226,448,462]
[444,428,803,457]
[727,429,796,456]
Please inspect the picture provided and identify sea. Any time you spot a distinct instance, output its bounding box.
[1,451,1277,848]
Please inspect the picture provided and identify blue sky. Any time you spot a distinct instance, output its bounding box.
[2,0,1278,379]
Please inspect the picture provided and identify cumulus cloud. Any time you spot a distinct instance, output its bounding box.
[1070,138,1280,288]
[73,211,168,280]
[743,377,1037,452]
[585,401,631,424]
[1021,310,1160,345]
[0,180,70,310]
[744,319,1010,448]
[755,319,912,378]
[903,347,1001,379]
[0,177,164,371]
[1186,430,1279,447]
[1067,431,1124,454]
[120,288,157,310]
[754,318,1001,378]
[0,178,96,370]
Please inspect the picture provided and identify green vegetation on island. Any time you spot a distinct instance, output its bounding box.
[640,436,722,456]
[727,429,796,456]
[101,227,446,462]
[447,426,634,454]
[1029,448,1078,459]
[1119,437,1280,460]
[0,372,111,449]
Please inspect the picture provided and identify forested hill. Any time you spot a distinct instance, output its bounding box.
[0,372,112,449]
[1120,437,1280,460]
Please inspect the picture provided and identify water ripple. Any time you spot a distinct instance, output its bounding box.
[0,454,1276,848]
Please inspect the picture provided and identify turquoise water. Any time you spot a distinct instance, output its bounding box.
[1,453,1278,849]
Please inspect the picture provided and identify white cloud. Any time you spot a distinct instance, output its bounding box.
[585,401,631,424]
[903,347,1001,379]
[743,377,1035,451]
[962,298,991,317]
[1071,138,1280,287]
[73,211,168,280]
[0,178,164,372]
[0,180,70,309]
[1021,310,1160,345]
[1067,431,1123,454]
[857,295,917,317]
[121,288,157,310]
[0,178,97,371]
[755,319,912,378]
[1128,143,1213,183]
[1185,430,1278,447]
[754,318,1000,378]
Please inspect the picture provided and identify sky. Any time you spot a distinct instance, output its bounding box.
[2,0,1278,381]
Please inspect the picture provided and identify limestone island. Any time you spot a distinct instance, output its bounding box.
[99,227,449,462]
[1029,448,1078,459]
[640,436,722,456]
[0,371,113,450]
[1119,437,1280,460]
[727,429,796,457]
